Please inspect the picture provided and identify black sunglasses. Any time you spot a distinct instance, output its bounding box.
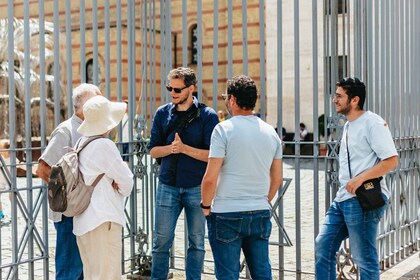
[166,85,189,94]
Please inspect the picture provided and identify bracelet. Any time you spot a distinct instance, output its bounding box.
[200,202,211,209]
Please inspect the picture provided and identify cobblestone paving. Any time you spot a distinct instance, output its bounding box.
[0,159,415,279]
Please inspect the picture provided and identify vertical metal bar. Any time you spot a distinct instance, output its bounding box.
[165,0,171,73]
[80,0,86,83]
[197,0,203,102]
[342,0,346,78]
[312,0,320,241]
[366,0,373,111]
[346,0,351,75]
[53,0,61,126]
[293,1,302,278]
[151,0,157,127]
[38,2,50,276]
[104,0,111,98]
[182,0,187,67]
[7,1,19,277]
[23,0,34,276]
[354,0,361,77]
[405,0,410,138]
[92,0,99,85]
[374,0,380,115]
[331,0,337,94]
[116,1,122,102]
[242,0,248,75]
[160,0,167,104]
[323,0,331,210]
[65,0,73,114]
[259,0,266,120]
[227,1,233,79]
[212,0,219,110]
[276,1,284,276]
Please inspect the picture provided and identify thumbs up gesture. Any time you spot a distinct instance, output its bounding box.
[171,133,184,154]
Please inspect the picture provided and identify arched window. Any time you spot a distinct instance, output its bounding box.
[86,59,94,84]
[190,24,198,65]
[47,63,54,99]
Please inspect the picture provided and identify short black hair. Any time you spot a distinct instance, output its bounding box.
[336,77,366,109]
[226,75,257,110]
[167,67,197,87]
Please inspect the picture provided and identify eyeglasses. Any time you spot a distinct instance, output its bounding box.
[166,85,189,93]
[221,94,229,101]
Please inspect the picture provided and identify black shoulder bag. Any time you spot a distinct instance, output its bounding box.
[345,124,385,212]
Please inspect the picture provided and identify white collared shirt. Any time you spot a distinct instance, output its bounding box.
[73,137,133,236]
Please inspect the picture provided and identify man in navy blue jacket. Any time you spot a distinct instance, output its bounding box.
[148,67,219,280]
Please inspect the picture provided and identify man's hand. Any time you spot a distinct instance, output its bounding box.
[171,133,184,154]
[202,208,211,217]
[345,176,364,194]
[112,181,120,191]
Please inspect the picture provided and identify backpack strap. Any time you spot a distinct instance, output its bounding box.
[91,173,105,187]
[75,135,104,153]
[75,136,105,186]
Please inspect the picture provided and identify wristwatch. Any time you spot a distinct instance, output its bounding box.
[200,202,211,209]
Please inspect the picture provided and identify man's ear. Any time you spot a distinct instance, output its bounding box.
[351,96,360,106]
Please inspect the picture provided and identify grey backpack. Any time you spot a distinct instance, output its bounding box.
[48,136,104,217]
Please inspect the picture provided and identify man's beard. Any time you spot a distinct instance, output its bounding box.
[337,101,351,115]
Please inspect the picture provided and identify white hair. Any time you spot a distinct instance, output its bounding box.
[72,83,101,113]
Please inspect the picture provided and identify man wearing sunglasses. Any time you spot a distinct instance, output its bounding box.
[148,67,219,280]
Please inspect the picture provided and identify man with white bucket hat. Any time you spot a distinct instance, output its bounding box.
[73,95,133,280]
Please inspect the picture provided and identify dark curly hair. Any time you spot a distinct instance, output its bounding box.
[336,77,366,110]
[226,75,257,110]
[167,67,197,87]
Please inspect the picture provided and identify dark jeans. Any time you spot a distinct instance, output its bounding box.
[54,215,83,280]
[206,210,273,280]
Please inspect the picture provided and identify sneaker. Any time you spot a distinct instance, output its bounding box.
[0,214,11,226]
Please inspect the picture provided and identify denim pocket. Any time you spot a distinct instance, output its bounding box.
[259,214,272,240]
[216,216,243,243]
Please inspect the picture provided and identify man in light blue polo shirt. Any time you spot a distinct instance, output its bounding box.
[201,75,283,279]
[315,77,398,280]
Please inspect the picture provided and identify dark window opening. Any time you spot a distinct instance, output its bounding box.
[325,0,347,15]
[86,59,94,84]
[191,24,198,65]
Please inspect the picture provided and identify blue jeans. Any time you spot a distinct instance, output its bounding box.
[315,196,388,280]
[206,210,272,280]
[151,183,205,280]
[54,215,83,280]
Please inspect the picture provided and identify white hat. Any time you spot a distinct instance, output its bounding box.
[77,95,127,137]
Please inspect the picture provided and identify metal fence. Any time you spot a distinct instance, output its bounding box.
[0,0,419,279]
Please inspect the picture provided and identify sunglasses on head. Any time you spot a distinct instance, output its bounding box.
[166,85,189,93]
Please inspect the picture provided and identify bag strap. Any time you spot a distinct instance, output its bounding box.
[75,135,104,153]
[163,103,205,141]
[91,173,105,187]
[75,136,105,186]
[345,123,353,178]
